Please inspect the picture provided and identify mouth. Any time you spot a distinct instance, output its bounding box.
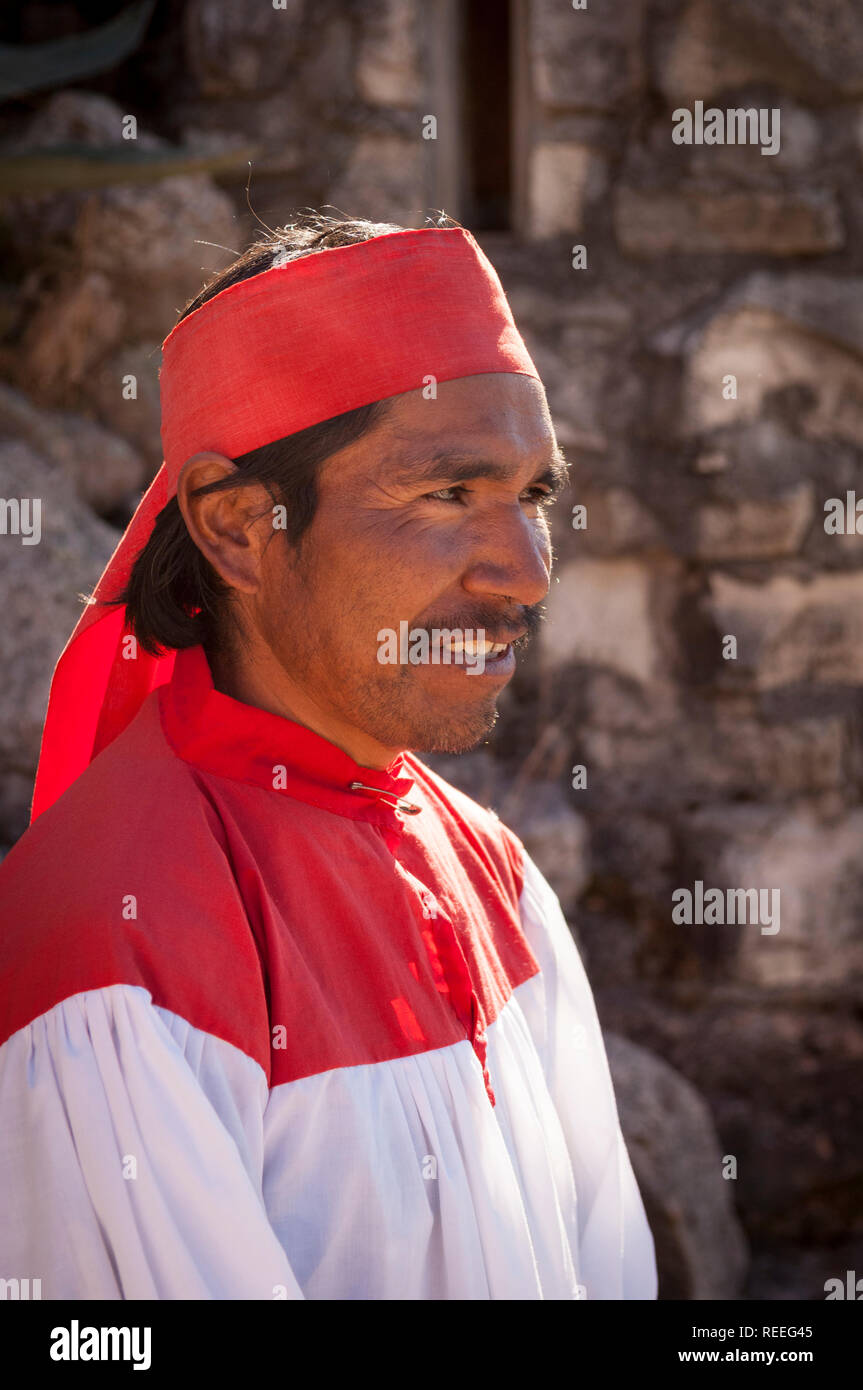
[435,629,525,676]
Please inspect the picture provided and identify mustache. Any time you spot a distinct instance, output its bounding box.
[411,603,546,649]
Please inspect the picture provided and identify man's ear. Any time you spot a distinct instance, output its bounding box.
[176,452,237,524]
[176,452,271,596]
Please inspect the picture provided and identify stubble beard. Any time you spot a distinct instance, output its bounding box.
[347,662,502,755]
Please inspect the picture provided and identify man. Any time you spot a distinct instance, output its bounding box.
[0,212,657,1300]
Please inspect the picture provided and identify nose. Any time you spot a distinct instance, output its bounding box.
[460,506,551,609]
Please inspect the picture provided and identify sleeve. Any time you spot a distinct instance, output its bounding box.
[516,850,658,1300]
[0,983,305,1299]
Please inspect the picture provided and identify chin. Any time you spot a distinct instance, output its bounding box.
[354,675,501,755]
[408,708,500,756]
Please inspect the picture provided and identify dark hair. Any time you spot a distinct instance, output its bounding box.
[103,208,462,657]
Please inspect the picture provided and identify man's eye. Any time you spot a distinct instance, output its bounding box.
[423,485,555,505]
[424,486,466,503]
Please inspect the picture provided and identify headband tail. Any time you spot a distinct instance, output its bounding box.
[30,463,175,823]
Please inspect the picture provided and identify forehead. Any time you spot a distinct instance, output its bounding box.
[317,372,560,495]
[384,371,551,439]
[373,371,556,470]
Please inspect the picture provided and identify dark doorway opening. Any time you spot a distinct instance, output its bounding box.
[460,0,512,231]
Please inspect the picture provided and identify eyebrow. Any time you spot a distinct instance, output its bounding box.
[386,444,570,494]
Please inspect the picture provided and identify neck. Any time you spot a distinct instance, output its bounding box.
[203,637,402,771]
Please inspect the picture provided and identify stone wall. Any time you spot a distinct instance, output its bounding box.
[497,0,863,1300]
[1,0,862,1298]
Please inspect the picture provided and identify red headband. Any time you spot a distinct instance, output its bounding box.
[29,226,539,823]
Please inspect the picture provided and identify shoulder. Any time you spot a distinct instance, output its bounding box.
[405,753,526,895]
[1,693,234,912]
[0,693,268,1067]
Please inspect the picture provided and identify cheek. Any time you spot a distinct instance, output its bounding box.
[277,538,421,652]
[326,513,457,601]
[278,499,468,646]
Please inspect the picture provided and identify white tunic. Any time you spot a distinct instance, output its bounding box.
[0,645,657,1300]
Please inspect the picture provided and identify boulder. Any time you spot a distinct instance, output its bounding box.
[625,998,863,1257]
[79,342,163,473]
[71,174,238,342]
[18,271,126,401]
[6,90,238,375]
[0,382,145,515]
[0,441,120,840]
[605,1030,749,1299]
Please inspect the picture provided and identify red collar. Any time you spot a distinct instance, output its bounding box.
[158,644,419,831]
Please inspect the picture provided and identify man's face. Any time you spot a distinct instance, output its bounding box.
[253,372,565,756]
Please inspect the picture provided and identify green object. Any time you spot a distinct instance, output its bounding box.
[0,144,261,197]
[0,0,157,101]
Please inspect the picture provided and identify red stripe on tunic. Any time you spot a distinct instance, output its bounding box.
[0,672,536,1097]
